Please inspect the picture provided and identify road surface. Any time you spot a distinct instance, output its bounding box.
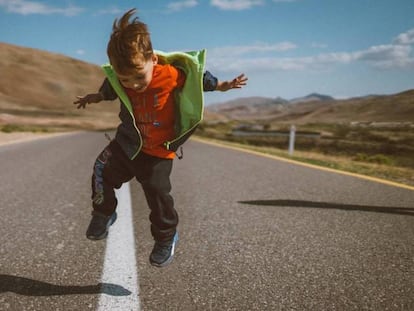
[1,132,413,310]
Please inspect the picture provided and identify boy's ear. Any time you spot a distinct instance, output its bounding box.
[152,54,158,65]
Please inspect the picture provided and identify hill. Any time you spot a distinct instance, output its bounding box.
[289,93,335,104]
[1,42,413,132]
[0,42,119,131]
[207,97,289,120]
[206,90,414,124]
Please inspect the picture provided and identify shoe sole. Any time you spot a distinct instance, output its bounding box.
[86,212,117,241]
[150,232,179,268]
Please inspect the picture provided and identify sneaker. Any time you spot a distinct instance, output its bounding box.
[86,211,117,240]
[149,232,179,267]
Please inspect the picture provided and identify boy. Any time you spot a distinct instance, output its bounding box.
[74,8,247,267]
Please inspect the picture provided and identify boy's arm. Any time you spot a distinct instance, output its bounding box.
[99,78,118,100]
[73,78,118,109]
[215,73,248,92]
[203,71,248,92]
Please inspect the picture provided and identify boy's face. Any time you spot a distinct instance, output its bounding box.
[116,54,158,93]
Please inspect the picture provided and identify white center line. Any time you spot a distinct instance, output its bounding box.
[97,182,141,311]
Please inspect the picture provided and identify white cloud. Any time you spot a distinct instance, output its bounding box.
[209,42,297,56]
[354,44,410,62]
[311,42,328,49]
[208,55,313,72]
[76,49,85,56]
[393,28,414,45]
[96,7,123,15]
[0,0,83,16]
[316,44,414,69]
[355,44,414,69]
[210,0,264,11]
[168,0,295,12]
[208,29,414,73]
[167,0,198,12]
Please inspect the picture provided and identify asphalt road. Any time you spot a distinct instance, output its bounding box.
[0,132,413,311]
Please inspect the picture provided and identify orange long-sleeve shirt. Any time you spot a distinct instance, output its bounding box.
[124,64,186,159]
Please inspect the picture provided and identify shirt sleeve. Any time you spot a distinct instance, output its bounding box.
[98,78,118,101]
[203,71,218,92]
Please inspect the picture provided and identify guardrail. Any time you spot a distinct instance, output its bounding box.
[231,125,320,155]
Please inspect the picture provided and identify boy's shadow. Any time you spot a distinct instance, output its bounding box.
[238,200,414,216]
[0,274,131,296]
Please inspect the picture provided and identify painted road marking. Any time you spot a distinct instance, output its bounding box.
[97,182,141,311]
[193,137,414,192]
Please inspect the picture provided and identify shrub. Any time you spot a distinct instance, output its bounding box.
[1,124,50,133]
[1,124,24,133]
[353,153,394,165]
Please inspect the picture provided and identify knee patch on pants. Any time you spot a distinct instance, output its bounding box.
[92,147,112,205]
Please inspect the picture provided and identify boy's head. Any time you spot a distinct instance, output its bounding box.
[107,8,157,92]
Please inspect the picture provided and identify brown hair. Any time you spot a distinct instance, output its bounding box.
[107,8,153,74]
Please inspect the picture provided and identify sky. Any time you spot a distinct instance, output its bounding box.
[0,0,413,105]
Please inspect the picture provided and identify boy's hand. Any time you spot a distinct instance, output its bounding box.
[216,73,248,92]
[73,93,104,109]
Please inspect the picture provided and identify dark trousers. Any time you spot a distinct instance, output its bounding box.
[91,140,177,242]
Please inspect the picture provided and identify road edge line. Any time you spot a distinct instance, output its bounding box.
[192,137,414,192]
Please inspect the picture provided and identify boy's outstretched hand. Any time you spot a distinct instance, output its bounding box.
[73,92,104,109]
[216,73,248,92]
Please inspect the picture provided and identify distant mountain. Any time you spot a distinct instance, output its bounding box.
[206,93,335,121]
[208,97,289,120]
[205,90,414,124]
[290,93,335,104]
[208,96,288,111]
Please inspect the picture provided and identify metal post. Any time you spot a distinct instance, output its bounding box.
[288,125,296,155]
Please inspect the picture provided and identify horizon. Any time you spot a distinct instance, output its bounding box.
[207,89,414,106]
[1,1,413,105]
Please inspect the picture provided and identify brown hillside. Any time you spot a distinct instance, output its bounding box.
[206,91,414,124]
[0,42,119,131]
[300,91,414,124]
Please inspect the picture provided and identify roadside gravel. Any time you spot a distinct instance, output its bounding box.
[0,132,74,146]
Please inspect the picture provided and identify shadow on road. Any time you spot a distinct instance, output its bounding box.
[0,274,131,296]
[238,200,414,216]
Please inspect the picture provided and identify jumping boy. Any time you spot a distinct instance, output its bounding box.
[74,8,247,267]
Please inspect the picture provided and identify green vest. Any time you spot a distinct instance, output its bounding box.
[101,49,206,159]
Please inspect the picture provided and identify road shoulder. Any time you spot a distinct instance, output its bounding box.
[0,131,77,146]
